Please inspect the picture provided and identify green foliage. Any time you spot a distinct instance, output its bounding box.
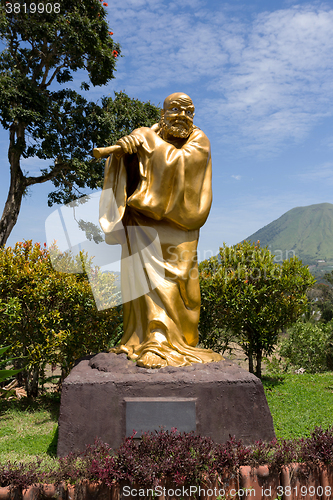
[323,269,333,286]
[0,346,25,398]
[0,241,122,397]
[198,327,237,356]
[279,320,333,373]
[46,91,161,206]
[199,241,315,377]
[263,355,287,380]
[0,0,118,117]
[0,346,22,384]
[0,0,161,245]
[306,272,333,322]
[0,0,119,162]
[305,269,333,323]
[306,283,333,323]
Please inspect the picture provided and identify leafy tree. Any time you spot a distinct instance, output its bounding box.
[279,320,333,373]
[306,283,333,323]
[43,90,161,207]
[0,0,161,245]
[199,241,316,378]
[314,270,333,323]
[0,240,122,397]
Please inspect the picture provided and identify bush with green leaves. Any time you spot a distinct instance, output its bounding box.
[0,240,122,397]
[199,241,315,378]
[0,345,25,398]
[306,283,333,323]
[279,320,333,373]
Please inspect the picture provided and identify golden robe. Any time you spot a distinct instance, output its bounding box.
[99,125,222,367]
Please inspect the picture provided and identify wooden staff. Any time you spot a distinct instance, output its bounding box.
[92,144,122,159]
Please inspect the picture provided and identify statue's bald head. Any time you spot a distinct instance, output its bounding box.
[160,92,195,140]
[163,92,194,112]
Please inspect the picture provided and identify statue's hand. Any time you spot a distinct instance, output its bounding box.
[116,134,143,155]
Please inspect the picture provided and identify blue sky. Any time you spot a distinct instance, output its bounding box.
[1,0,333,262]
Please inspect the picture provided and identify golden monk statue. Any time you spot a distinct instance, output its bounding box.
[98,93,223,369]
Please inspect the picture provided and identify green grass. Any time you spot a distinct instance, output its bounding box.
[0,373,333,463]
[0,393,60,463]
[262,372,333,439]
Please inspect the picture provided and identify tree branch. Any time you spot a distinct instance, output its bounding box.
[46,64,64,87]
[25,161,71,186]
[49,112,65,134]
[9,31,23,72]
[30,39,47,83]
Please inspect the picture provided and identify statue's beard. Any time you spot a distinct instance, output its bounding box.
[160,117,194,139]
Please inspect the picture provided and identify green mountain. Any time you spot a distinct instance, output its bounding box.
[246,203,333,266]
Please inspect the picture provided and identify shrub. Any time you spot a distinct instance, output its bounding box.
[199,241,315,378]
[0,345,25,398]
[300,426,333,465]
[112,430,221,486]
[279,320,333,373]
[1,428,333,488]
[269,439,300,470]
[0,459,44,488]
[0,241,122,396]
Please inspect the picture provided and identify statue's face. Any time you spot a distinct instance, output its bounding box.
[162,99,195,139]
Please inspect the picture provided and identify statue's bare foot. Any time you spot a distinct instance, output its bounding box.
[137,352,167,369]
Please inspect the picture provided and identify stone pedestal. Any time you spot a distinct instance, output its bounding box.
[57,353,275,457]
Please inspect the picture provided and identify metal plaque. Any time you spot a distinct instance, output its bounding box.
[125,397,196,437]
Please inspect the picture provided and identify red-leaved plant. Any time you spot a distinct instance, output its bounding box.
[1,428,333,489]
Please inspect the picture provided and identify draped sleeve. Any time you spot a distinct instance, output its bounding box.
[99,150,128,244]
[127,127,212,231]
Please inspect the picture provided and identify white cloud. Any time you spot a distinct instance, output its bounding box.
[295,162,333,185]
[209,5,333,141]
[231,175,241,180]
[321,136,333,150]
[107,2,333,155]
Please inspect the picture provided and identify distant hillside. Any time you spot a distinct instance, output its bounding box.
[246,203,333,266]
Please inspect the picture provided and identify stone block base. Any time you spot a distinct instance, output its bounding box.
[57,353,275,457]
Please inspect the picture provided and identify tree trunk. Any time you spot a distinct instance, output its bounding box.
[26,366,39,398]
[248,351,254,373]
[255,348,262,379]
[0,124,27,246]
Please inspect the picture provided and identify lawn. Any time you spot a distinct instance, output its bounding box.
[262,372,333,439]
[0,393,59,463]
[0,373,333,463]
